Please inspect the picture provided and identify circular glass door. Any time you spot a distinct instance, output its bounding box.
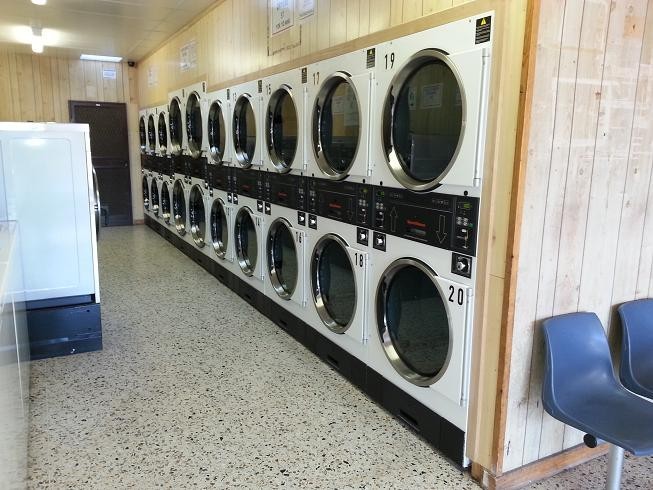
[267,219,298,299]
[232,95,256,167]
[186,92,203,158]
[161,181,171,224]
[208,101,226,164]
[311,234,356,333]
[382,50,464,191]
[172,180,186,235]
[142,176,149,210]
[210,199,229,258]
[169,97,183,156]
[234,207,258,276]
[189,185,206,247]
[376,258,451,386]
[158,112,168,155]
[266,86,298,172]
[147,115,156,154]
[150,179,160,217]
[312,73,360,179]
[139,116,146,153]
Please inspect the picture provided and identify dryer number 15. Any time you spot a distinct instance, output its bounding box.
[448,286,464,306]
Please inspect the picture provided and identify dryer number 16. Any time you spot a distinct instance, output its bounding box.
[448,286,464,306]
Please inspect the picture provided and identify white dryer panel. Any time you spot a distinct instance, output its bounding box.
[367,234,474,430]
[262,68,306,175]
[304,215,369,360]
[230,80,264,169]
[371,12,493,193]
[0,124,99,303]
[206,89,233,166]
[305,50,374,183]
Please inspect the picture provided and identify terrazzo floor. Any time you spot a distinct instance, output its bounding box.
[26,225,653,489]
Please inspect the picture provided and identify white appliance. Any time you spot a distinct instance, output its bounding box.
[305,50,374,183]
[366,233,474,434]
[184,81,209,159]
[208,188,238,277]
[371,13,493,195]
[262,68,306,175]
[155,104,169,156]
[0,122,101,359]
[168,88,187,156]
[188,182,207,249]
[263,203,308,322]
[138,109,148,154]
[206,89,233,166]
[231,80,264,169]
[304,215,370,363]
[146,108,157,156]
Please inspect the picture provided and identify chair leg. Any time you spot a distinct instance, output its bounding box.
[606,444,624,490]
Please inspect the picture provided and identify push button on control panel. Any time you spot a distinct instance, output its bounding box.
[357,228,369,246]
[297,211,306,226]
[373,232,386,252]
[308,214,317,229]
[257,200,264,213]
[452,253,472,278]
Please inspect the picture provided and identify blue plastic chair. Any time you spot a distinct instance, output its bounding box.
[619,299,653,399]
[541,312,653,489]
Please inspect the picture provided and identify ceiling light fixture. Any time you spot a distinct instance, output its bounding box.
[80,54,123,63]
[31,0,47,5]
[31,26,43,53]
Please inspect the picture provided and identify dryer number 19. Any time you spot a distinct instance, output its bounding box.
[384,53,395,69]
[448,286,464,306]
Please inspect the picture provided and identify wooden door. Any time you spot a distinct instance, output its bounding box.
[69,101,133,226]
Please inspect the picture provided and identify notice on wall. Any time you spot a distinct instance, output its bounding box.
[180,39,198,72]
[102,68,117,80]
[147,66,158,87]
[421,83,443,109]
[270,0,294,36]
[298,0,315,20]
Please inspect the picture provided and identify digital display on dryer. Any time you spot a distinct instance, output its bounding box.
[233,167,264,199]
[265,172,307,210]
[209,164,231,191]
[307,178,372,226]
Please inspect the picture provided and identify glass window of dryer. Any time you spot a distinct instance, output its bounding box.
[172,180,186,235]
[313,74,360,178]
[208,101,226,164]
[186,92,203,158]
[161,182,171,224]
[158,112,168,154]
[267,219,298,298]
[383,50,464,190]
[142,176,149,209]
[266,87,298,172]
[377,259,451,386]
[150,179,159,216]
[235,208,258,275]
[210,199,229,257]
[311,235,356,333]
[139,116,147,153]
[233,95,256,167]
[147,115,156,153]
[189,185,206,247]
[169,98,183,155]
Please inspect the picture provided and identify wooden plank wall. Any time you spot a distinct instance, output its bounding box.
[501,0,653,472]
[137,0,475,107]
[0,52,144,222]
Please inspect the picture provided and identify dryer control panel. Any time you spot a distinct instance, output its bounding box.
[172,154,185,175]
[233,167,264,200]
[264,172,307,211]
[372,187,479,256]
[154,155,168,175]
[187,156,207,180]
[307,178,372,227]
[207,164,231,191]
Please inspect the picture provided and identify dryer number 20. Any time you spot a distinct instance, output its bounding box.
[448,286,464,306]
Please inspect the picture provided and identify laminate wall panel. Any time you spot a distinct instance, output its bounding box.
[502,0,653,472]
[0,52,144,223]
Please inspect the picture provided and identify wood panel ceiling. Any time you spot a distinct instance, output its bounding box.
[0,0,216,61]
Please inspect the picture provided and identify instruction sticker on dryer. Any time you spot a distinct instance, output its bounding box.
[421,83,443,109]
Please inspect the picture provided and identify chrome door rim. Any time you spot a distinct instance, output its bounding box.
[147,114,156,154]
[232,94,255,168]
[161,182,171,223]
[312,72,361,180]
[158,111,168,155]
[382,49,466,192]
[139,116,147,153]
[150,178,160,217]
[208,100,226,164]
[169,97,183,156]
[234,206,257,276]
[311,233,356,333]
[189,184,205,247]
[172,179,186,235]
[376,258,453,387]
[266,85,297,173]
[210,198,228,258]
[186,91,203,159]
[142,175,149,209]
[267,217,297,299]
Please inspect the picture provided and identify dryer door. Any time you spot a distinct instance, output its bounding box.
[266,86,299,173]
[142,175,149,210]
[267,218,305,306]
[158,112,168,155]
[188,184,206,247]
[161,181,171,224]
[172,179,187,235]
[186,92,203,158]
[376,258,469,405]
[139,116,147,153]
[208,101,226,164]
[147,114,156,154]
[150,178,160,217]
[232,95,257,168]
[235,207,263,279]
[210,198,231,260]
[169,97,183,156]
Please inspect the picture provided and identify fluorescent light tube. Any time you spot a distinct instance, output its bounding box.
[80,54,123,63]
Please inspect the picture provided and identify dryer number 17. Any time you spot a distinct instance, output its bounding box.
[448,286,464,306]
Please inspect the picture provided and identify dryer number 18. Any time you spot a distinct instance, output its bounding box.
[448,286,464,306]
